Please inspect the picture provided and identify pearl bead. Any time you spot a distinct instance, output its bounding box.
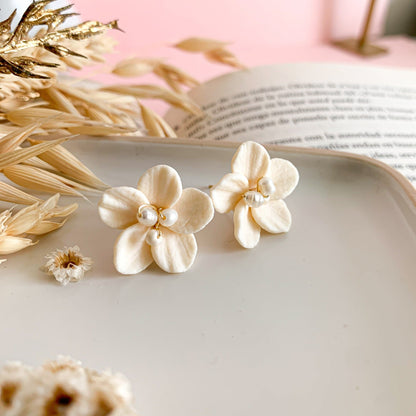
[159,208,178,227]
[138,206,158,227]
[146,228,162,246]
[258,176,276,197]
[244,191,265,208]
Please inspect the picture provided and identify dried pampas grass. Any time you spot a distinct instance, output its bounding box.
[0,2,243,141]
[0,1,244,262]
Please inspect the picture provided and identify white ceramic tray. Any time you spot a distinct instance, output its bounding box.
[1,139,416,416]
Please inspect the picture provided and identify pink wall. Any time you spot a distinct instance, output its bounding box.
[73,0,390,54]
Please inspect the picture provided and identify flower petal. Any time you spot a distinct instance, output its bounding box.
[0,235,35,255]
[137,165,182,208]
[151,228,197,273]
[251,199,292,233]
[169,188,214,234]
[98,187,148,229]
[233,199,261,248]
[114,223,153,275]
[210,172,248,213]
[231,141,270,187]
[268,158,299,200]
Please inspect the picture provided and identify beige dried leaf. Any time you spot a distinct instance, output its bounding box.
[30,141,108,190]
[140,104,177,138]
[139,104,164,137]
[55,83,123,117]
[5,203,43,235]
[112,57,159,77]
[6,106,136,135]
[6,107,82,127]
[0,193,78,257]
[0,136,67,170]
[22,156,57,171]
[26,218,67,235]
[0,235,35,255]
[173,37,229,52]
[0,122,41,154]
[3,164,85,198]
[46,202,78,218]
[112,58,199,93]
[85,107,115,124]
[66,124,135,135]
[102,84,202,115]
[0,181,40,205]
[154,63,200,93]
[39,86,82,116]
[204,48,246,69]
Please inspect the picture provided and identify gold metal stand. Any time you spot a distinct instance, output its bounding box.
[333,0,388,57]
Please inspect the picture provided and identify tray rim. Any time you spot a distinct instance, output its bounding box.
[74,135,416,208]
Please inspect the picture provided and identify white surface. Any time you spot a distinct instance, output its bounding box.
[1,140,416,416]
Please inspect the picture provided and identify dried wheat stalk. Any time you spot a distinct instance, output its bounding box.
[174,37,246,69]
[0,2,243,261]
[0,3,242,142]
[0,194,77,260]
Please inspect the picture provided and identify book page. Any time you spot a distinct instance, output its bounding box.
[165,64,416,184]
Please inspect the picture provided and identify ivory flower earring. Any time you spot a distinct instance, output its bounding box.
[98,165,214,274]
[210,141,299,248]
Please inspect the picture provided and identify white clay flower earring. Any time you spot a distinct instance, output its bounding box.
[210,141,299,248]
[98,165,214,274]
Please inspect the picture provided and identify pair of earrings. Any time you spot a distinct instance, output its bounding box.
[98,141,299,274]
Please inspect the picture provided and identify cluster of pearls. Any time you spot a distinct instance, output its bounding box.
[243,176,276,208]
[138,205,179,246]
[243,191,265,208]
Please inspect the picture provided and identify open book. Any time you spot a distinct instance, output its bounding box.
[165,63,416,185]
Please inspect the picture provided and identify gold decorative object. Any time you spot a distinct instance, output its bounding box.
[333,0,388,57]
[0,0,119,79]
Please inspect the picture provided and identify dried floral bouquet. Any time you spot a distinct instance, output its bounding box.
[0,0,243,261]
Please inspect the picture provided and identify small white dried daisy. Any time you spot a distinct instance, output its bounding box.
[44,246,92,285]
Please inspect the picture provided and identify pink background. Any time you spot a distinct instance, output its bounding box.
[73,0,390,52]
[1,0,408,82]
[68,0,415,113]
[71,0,411,80]
[4,0,414,111]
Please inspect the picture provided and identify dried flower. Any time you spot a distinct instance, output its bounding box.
[98,165,214,274]
[44,246,92,285]
[0,356,138,416]
[0,194,77,259]
[210,141,299,248]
